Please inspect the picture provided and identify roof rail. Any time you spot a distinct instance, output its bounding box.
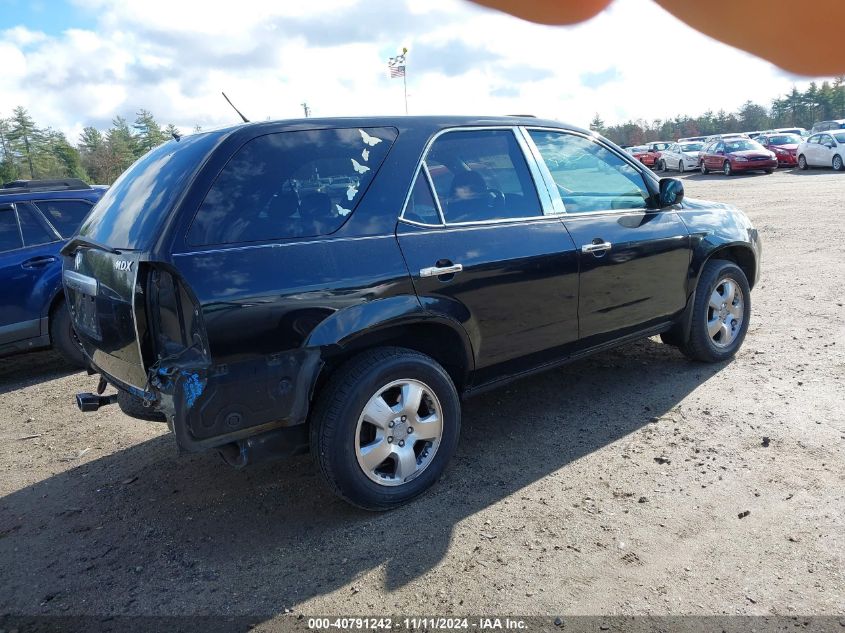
[2,178,92,193]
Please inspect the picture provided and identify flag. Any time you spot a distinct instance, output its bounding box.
[388,53,406,79]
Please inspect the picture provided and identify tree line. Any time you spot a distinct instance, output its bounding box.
[3,79,844,185]
[0,107,186,186]
[590,78,845,146]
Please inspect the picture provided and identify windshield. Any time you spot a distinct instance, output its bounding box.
[834,133,845,143]
[78,132,221,249]
[767,134,800,145]
[725,140,764,152]
[680,143,703,152]
[652,143,670,151]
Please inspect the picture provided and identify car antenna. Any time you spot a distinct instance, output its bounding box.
[222,91,249,123]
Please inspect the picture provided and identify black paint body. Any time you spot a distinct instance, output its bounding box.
[61,116,761,454]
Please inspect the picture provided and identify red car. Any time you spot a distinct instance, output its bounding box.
[755,132,801,167]
[633,141,671,167]
[698,137,777,175]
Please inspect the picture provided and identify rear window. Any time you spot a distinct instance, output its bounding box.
[187,127,397,246]
[35,199,93,238]
[78,133,220,249]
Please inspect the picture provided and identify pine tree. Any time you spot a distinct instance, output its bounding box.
[589,113,605,133]
[7,106,40,178]
[133,109,166,154]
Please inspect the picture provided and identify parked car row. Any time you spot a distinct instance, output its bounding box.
[636,127,844,175]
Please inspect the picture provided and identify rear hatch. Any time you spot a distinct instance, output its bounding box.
[61,132,220,390]
[63,248,147,388]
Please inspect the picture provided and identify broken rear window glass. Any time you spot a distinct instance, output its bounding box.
[187,127,397,245]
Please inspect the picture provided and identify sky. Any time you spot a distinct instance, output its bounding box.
[0,0,836,141]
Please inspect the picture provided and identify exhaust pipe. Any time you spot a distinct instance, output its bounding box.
[76,392,118,412]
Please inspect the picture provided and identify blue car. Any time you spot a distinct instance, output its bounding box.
[0,179,107,366]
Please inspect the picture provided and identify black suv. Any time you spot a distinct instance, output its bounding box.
[63,117,760,509]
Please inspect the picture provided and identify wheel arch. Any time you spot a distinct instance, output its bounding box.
[312,317,475,402]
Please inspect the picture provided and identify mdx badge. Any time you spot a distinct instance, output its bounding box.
[114,260,133,272]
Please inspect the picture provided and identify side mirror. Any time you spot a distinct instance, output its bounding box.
[659,178,684,208]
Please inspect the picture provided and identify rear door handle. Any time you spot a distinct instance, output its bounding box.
[581,241,612,254]
[420,263,463,278]
[21,255,58,269]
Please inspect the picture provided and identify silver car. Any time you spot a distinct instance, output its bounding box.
[657,141,705,173]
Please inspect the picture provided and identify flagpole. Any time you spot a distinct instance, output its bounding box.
[403,71,408,115]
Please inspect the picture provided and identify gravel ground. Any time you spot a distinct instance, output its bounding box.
[1,168,843,625]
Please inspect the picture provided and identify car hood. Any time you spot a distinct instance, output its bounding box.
[771,143,798,151]
[682,151,700,158]
[728,149,773,159]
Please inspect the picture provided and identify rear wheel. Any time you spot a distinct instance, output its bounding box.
[798,154,808,170]
[679,160,685,173]
[833,154,843,171]
[723,161,733,176]
[679,260,751,363]
[50,302,85,368]
[310,347,461,510]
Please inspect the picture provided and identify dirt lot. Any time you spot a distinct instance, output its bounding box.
[1,169,843,625]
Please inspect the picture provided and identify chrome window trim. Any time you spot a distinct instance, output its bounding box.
[422,163,446,225]
[397,125,553,229]
[523,126,655,217]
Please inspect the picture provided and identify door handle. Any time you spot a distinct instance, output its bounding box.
[21,255,58,269]
[581,241,612,254]
[420,263,463,278]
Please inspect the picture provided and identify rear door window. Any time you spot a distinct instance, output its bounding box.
[188,127,397,246]
[17,203,59,246]
[0,208,22,252]
[422,129,541,224]
[35,199,93,238]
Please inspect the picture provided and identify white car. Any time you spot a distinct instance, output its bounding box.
[796,131,845,171]
[657,141,704,173]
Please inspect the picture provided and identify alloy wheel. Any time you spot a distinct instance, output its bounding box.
[707,278,744,348]
[679,160,685,173]
[723,161,732,176]
[833,155,843,171]
[355,379,443,486]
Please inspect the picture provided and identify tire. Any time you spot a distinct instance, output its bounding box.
[700,161,709,174]
[764,169,773,174]
[833,154,843,171]
[659,327,684,347]
[679,160,685,173]
[798,154,808,170]
[118,390,167,422]
[657,159,665,172]
[50,302,85,368]
[723,161,733,176]
[678,259,751,363]
[310,347,461,511]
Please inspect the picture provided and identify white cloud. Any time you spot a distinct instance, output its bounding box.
[0,0,836,140]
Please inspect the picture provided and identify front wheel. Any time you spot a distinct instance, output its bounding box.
[798,154,808,170]
[833,154,843,171]
[723,161,733,176]
[679,260,751,363]
[310,347,461,510]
